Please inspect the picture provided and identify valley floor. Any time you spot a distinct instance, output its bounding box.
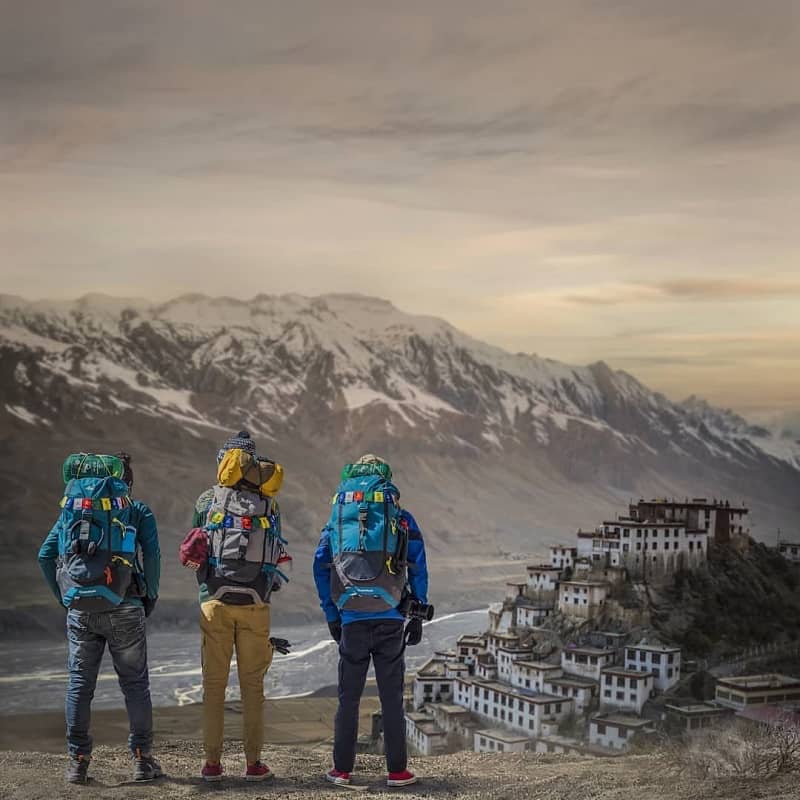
[1,744,796,800]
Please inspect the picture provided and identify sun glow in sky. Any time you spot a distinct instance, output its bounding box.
[1,1,799,413]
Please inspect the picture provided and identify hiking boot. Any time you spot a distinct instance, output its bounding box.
[66,754,90,785]
[133,748,163,782]
[202,762,224,782]
[245,761,273,782]
[387,769,418,787]
[325,768,352,786]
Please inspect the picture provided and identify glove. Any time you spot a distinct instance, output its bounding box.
[143,596,157,618]
[270,637,291,655]
[405,618,423,646]
[328,620,342,643]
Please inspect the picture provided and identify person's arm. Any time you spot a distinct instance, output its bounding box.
[403,511,429,605]
[313,527,341,623]
[134,501,161,600]
[38,520,63,605]
[191,489,213,528]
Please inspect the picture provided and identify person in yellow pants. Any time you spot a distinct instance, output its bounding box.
[187,430,287,783]
[200,601,274,773]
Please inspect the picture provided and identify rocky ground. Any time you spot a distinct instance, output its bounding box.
[1,743,796,800]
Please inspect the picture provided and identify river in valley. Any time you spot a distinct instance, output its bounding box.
[0,608,488,714]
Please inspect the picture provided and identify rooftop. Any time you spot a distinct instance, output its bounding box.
[563,646,615,657]
[416,657,448,678]
[559,580,609,588]
[527,564,561,572]
[717,674,800,691]
[602,667,654,679]
[471,680,564,704]
[434,704,473,716]
[665,703,731,716]
[515,660,562,671]
[476,729,531,744]
[592,714,654,730]
[627,643,681,653]
[547,675,599,689]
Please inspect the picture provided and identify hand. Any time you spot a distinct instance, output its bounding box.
[405,618,423,646]
[328,620,342,643]
[143,596,157,618]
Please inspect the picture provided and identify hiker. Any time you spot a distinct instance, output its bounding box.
[38,452,162,785]
[313,454,430,788]
[184,431,288,783]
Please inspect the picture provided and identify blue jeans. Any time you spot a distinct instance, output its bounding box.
[334,619,406,774]
[65,605,153,757]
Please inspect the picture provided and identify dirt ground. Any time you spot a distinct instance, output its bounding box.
[0,697,380,754]
[1,744,797,800]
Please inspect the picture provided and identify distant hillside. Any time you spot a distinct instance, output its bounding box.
[652,539,800,659]
[2,292,799,629]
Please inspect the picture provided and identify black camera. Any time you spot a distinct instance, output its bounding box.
[405,598,434,622]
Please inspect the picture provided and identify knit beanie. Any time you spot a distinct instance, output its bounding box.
[218,430,257,462]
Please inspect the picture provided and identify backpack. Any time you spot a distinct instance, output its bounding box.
[203,485,289,605]
[217,449,284,497]
[55,474,141,611]
[326,461,409,612]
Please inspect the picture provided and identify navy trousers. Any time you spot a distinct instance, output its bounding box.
[334,619,407,773]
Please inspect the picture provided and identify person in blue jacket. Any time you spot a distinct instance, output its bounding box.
[313,454,429,788]
[38,454,162,785]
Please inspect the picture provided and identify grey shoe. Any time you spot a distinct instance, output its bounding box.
[133,748,163,782]
[66,754,90,784]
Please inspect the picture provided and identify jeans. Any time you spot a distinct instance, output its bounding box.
[200,600,273,765]
[65,604,153,758]
[334,619,406,774]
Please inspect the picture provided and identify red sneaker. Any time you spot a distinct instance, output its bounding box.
[201,762,223,782]
[245,761,273,782]
[325,768,352,786]
[387,770,418,787]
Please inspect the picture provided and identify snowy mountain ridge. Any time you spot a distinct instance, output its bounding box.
[1,291,797,472]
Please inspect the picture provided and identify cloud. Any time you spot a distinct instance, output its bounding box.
[564,278,800,306]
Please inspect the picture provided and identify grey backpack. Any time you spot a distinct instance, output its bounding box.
[204,485,288,605]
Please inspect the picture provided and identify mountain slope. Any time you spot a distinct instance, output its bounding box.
[1,293,798,626]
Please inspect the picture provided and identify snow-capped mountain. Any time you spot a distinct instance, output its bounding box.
[2,293,798,624]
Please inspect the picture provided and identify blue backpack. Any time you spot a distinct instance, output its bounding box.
[326,462,408,612]
[56,476,141,610]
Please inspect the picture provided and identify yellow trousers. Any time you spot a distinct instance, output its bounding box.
[200,600,273,764]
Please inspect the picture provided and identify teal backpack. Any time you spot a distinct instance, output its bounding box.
[326,461,408,612]
[56,475,141,610]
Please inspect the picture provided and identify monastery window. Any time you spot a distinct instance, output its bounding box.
[617,677,625,687]
[596,723,606,735]
[605,675,612,685]
[556,703,562,713]
[483,704,487,714]
[424,684,432,692]
[617,691,625,700]
[604,690,611,698]
[529,719,535,730]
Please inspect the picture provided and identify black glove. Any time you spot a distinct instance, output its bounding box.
[404,618,423,646]
[328,620,342,643]
[143,596,157,618]
[270,637,291,655]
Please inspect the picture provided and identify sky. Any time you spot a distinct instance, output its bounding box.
[1,1,799,415]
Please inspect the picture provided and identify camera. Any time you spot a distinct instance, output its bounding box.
[405,598,435,621]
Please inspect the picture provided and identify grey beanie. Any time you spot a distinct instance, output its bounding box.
[217,430,256,462]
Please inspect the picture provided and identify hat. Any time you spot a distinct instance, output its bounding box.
[218,430,256,462]
[356,453,387,466]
